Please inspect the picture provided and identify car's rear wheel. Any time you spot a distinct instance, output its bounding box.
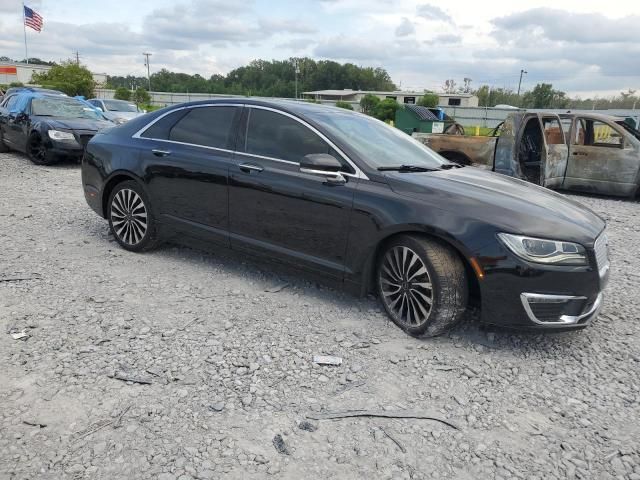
[27,133,56,165]
[377,235,468,337]
[108,180,158,252]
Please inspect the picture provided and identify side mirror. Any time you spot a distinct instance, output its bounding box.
[300,154,346,185]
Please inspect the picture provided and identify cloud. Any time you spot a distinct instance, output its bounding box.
[491,8,640,44]
[395,17,415,37]
[424,34,462,45]
[276,38,317,51]
[416,4,453,24]
[0,0,40,13]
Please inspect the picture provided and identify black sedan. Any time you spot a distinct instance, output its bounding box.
[0,92,113,165]
[81,99,609,336]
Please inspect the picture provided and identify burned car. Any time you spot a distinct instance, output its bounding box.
[415,112,640,198]
[0,91,113,165]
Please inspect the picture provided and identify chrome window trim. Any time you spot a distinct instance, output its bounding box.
[131,102,368,180]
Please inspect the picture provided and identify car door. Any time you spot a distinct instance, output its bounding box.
[493,114,523,178]
[0,95,24,149]
[564,116,640,196]
[136,104,242,246]
[4,96,32,151]
[539,114,569,189]
[228,106,358,279]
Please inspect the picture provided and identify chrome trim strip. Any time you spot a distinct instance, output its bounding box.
[520,293,589,325]
[131,102,369,180]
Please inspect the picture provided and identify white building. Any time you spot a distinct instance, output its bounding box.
[0,62,107,86]
[302,89,478,107]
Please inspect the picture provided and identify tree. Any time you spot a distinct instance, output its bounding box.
[335,100,354,110]
[521,83,569,109]
[360,94,381,115]
[114,87,131,101]
[31,61,95,98]
[417,92,439,108]
[133,87,151,106]
[374,98,399,122]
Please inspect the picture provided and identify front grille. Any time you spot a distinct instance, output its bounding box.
[594,232,609,273]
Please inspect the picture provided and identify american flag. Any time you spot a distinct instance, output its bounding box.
[24,5,43,32]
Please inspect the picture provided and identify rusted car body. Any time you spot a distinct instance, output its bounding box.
[414,112,640,198]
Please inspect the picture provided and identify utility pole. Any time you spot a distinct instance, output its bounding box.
[294,59,300,100]
[142,52,152,91]
[74,51,80,65]
[517,69,527,96]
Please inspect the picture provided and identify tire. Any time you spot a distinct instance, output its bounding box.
[107,180,159,252]
[376,235,468,337]
[0,129,9,153]
[27,133,57,165]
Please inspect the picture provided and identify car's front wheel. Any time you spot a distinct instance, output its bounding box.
[27,133,57,165]
[108,180,159,252]
[377,235,468,337]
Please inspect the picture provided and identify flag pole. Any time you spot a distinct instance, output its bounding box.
[22,2,29,64]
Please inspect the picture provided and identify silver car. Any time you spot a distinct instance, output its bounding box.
[87,99,145,125]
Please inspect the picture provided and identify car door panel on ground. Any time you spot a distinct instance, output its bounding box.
[228,107,358,278]
[565,117,640,196]
[139,105,242,246]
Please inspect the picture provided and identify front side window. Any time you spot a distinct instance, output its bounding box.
[541,117,565,145]
[3,95,18,109]
[574,118,623,147]
[245,108,332,163]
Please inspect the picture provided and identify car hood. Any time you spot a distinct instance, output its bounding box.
[103,111,142,121]
[384,167,605,245]
[37,116,113,132]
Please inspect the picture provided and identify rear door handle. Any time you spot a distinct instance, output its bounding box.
[239,163,263,173]
[572,151,587,156]
[152,149,172,157]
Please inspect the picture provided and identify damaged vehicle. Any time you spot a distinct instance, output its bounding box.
[415,112,640,198]
[0,91,113,165]
[82,100,609,337]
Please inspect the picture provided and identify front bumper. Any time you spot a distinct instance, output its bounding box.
[477,231,609,331]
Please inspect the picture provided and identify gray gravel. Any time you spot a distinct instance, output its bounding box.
[1,151,639,480]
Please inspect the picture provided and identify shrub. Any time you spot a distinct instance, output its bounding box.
[114,87,131,101]
[359,94,380,115]
[335,100,354,110]
[374,98,399,122]
[417,92,439,108]
[133,87,151,106]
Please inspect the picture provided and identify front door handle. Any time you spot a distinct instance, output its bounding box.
[152,149,172,157]
[572,151,587,156]
[239,163,263,173]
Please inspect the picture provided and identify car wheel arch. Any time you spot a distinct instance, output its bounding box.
[364,230,481,308]
[101,172,147,219]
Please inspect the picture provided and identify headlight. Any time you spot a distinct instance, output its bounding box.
[498,233,588,266]
[48,130,76,141]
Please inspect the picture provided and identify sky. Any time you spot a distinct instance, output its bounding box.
[0,0,638,98]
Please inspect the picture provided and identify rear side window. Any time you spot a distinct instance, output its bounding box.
[170,107,238,149]
[245,108,331,163]
[141,109,188,139]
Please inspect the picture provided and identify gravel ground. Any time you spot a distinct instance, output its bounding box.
[1,151,639,480]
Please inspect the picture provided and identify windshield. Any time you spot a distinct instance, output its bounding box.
[305,109,447,169]
[31,97,104,120]
[616,120,640,141]
[103,100,138,112]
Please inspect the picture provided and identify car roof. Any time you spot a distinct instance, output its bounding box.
[162,97,358,118]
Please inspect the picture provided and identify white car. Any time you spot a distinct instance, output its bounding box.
[87,99,145,124]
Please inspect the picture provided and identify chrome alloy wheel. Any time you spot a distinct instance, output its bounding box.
[380,246,433,326]
[110,189,148,246]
